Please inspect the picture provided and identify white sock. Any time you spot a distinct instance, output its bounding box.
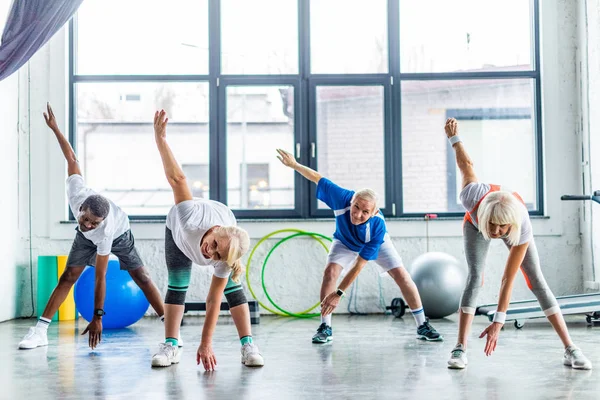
[321,314,332,326]
[159,315,165,323]
[411,308,426,326]
[36,317,51,332]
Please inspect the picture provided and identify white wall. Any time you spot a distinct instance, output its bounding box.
[0,0,27,321]
[14,0,592,318]
[577,0,600,289]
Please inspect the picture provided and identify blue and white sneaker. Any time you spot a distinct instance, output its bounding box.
[312,323,333,344]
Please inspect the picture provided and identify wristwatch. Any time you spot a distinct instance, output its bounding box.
[94,309,106,317]
[335,288,345,297]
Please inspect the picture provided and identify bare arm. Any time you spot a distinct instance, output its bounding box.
[321,256,369,316]
[496,242,529,313]
[198,275,228,370]
[445,118,478,189]
[44,103,82,177]
[479,242,529,356]
[81,253,109,349]
[337,256,368,292]
[276,149,322,184]
[153,110,193,204]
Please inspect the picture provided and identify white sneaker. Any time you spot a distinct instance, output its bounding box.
[241,343,264,367]
[18,327,48,350]
[447,344,468,369]
[151,343,181,367]
[564,346,592,370]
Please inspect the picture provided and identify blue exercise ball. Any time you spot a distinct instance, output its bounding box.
[74,259,149,329]
[410,252,467,319]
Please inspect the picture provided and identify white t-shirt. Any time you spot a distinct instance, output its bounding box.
[66,174,130,255]
[166,198,237,278]
[460,182,532,245]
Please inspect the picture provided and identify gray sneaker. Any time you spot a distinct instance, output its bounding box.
[312,323,332,344]
[564,345,592,370]
[447,344,468,369]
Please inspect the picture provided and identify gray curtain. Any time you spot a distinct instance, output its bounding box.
[0,0,84,81]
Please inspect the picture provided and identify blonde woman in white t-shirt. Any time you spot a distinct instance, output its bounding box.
[444,117,591,371]
[151,110,264,370]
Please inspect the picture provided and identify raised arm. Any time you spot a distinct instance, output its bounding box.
[154,110,193,204]
[445,118,478,189]
[44,103,82,177]
[276,149,322,184]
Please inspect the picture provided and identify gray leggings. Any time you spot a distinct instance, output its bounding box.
[460,222,559,316]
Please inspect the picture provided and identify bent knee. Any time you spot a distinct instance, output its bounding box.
[130,267,152,285]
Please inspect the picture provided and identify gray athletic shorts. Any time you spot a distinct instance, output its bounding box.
[66,229,144,270]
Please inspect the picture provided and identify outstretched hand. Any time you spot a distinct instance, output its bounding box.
[43,103,60,132]
[197,342,217,371]
[82,318,103,350]
[479,322,503,356]
[276,149,297,168]
[154,110,169,141]
[445,118,458,138]
[320,292,341,316]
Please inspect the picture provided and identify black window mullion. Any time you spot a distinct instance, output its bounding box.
[298,0,311,218]
[209,0,224,202]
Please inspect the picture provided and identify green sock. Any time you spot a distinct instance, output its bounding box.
[165,337,178,347]
[240,336,253,346]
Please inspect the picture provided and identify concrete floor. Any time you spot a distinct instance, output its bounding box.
[1,313,599,400]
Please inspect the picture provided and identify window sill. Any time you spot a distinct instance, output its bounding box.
[55,215,554,241]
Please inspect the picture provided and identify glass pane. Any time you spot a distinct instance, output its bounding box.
[76,0,208,75]
[310,0,388,73]
[76,82,210,216]
[221,0,298,74]
[316,86,386,209]
[226,86,295,210]
[401,79,537,213]
[400,0,533,73]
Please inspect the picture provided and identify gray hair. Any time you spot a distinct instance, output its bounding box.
[81,195,110,219]
[477,191,523,245]
[351,188,379,212]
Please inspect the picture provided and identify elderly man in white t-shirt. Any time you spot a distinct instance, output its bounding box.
[19,104,165,350]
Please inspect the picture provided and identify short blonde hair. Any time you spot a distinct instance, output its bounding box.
[215,226,250,283]
[351,188,379,213]
[477,191,523,245]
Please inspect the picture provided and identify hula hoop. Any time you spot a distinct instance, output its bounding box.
[261,232,332,318]
[245,229,330,316]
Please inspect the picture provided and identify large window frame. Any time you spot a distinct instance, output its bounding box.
[69,0,542,220]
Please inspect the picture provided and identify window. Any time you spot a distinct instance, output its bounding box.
[246,164,270,209]
[182,164,209,199]
[225,86,295,210]
[221,0,298,74]
[71,0,541,219]
[445,109,535,212]
[76,0,209,75]
[310,0,388,73]
[400,79,537,214]
[75,82,210,216]
[400,0,533,73]
[315,86,386,209]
